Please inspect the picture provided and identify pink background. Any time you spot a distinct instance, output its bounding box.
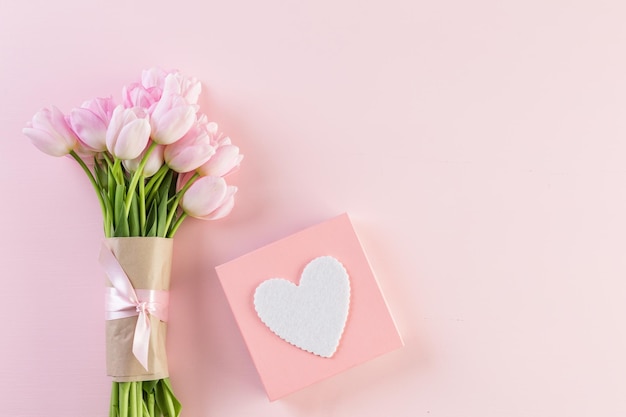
[1,0,626,416]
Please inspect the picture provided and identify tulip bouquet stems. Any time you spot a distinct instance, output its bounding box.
[72,146,183,417]
[70,144,196,240]
[24,68,242,417]
[109,379,179,417]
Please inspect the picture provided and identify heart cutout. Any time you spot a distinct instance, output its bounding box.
[253,256,351,358]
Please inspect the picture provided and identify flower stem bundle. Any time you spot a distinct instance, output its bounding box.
[24,68,243,417]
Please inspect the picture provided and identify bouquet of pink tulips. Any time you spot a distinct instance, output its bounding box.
[23,68,242,417]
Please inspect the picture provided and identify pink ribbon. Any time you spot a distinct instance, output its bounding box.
[100,243,169,372]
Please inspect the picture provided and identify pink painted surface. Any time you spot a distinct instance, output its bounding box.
[216,214,403,400]
[3,0,626,416]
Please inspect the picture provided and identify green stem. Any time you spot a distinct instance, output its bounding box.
[110,382,119,417]
[119,382,130,417]
[70,151,108,225]
[145,164,169,197]
[136,381,143,417]
[147,390,155,417]
[167,213,188,238]
[163,172,199,234]
[139,178,146,235]
[102,151,114,168]
[124,142,157,217]
[112,158,124,185]
[129,382,137,417]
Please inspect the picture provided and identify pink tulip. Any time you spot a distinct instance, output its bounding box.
[105,105,151,160]
[123,143,164,177]
[202,187,236,220]
[196,122,243,177]
[162,72,201,105]
[150,92,197,145]
[141,67,170,90]
[23,106,78,157]
[122,82,161,109]
[198,143,243,177]
[181,176,237,220]
[69,97,115,152]
[203,121,228,147]
[141,68,201,105]
[164,119,215,173]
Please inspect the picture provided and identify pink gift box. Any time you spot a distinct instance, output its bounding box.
[216,213,403,400]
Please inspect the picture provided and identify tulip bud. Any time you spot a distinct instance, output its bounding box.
[23,106,78,157]
[105,105,151,160]
[122,82,161,109]
[196,121,243,177]
[198,144,243,177]
[150,90,197,145]
[168,74,201,105]
[69,97,115,152]
[164,120,215,173]
[141,67,170,90]
[181,176,237,220]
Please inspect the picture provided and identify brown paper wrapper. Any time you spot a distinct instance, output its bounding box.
[105,237,173,382]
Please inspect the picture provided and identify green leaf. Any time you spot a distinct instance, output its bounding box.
[157,195,168,238]
[141,400,150,417]
[162,379,182,417]
[108,164,115,207]
[142,380,158,393]
[154,379,181,417]
[144,164,168,199]
[129,190,140,237]
[144,388,156,417]
[114,185,129,237]
[157,172,172,237]
[140,380,159,417]
[113,158,125,186]
[145,200,157,237]
[94,158,107,189]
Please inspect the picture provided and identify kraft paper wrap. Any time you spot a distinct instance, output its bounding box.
[105,237,173,382]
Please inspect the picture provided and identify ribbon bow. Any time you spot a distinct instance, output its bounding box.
[100,243,169,371]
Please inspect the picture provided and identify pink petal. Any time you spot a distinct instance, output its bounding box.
[181,176,227,218]
[200,187,237,220]
[69,108,107,151]
[114,118,151,160]
[151,105,196,144]
[199,145,241,177]
[23,127,71,157]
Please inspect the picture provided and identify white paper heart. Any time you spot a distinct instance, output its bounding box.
[253,256,351,358]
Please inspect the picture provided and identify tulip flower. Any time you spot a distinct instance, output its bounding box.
[24,68,241,417]
[123,143,164,177]
[150,92,197,145]
[105,105,151,160]
[163,72,201,105]
[23,106,78,157]
[181,176,237,220]
[201,187,236,220]
[198,143,242,177]
[141,67,170,90]
[195,122,243,177]
[122,82,161,109]
[69,97,115,152]
[164,119,215,173]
